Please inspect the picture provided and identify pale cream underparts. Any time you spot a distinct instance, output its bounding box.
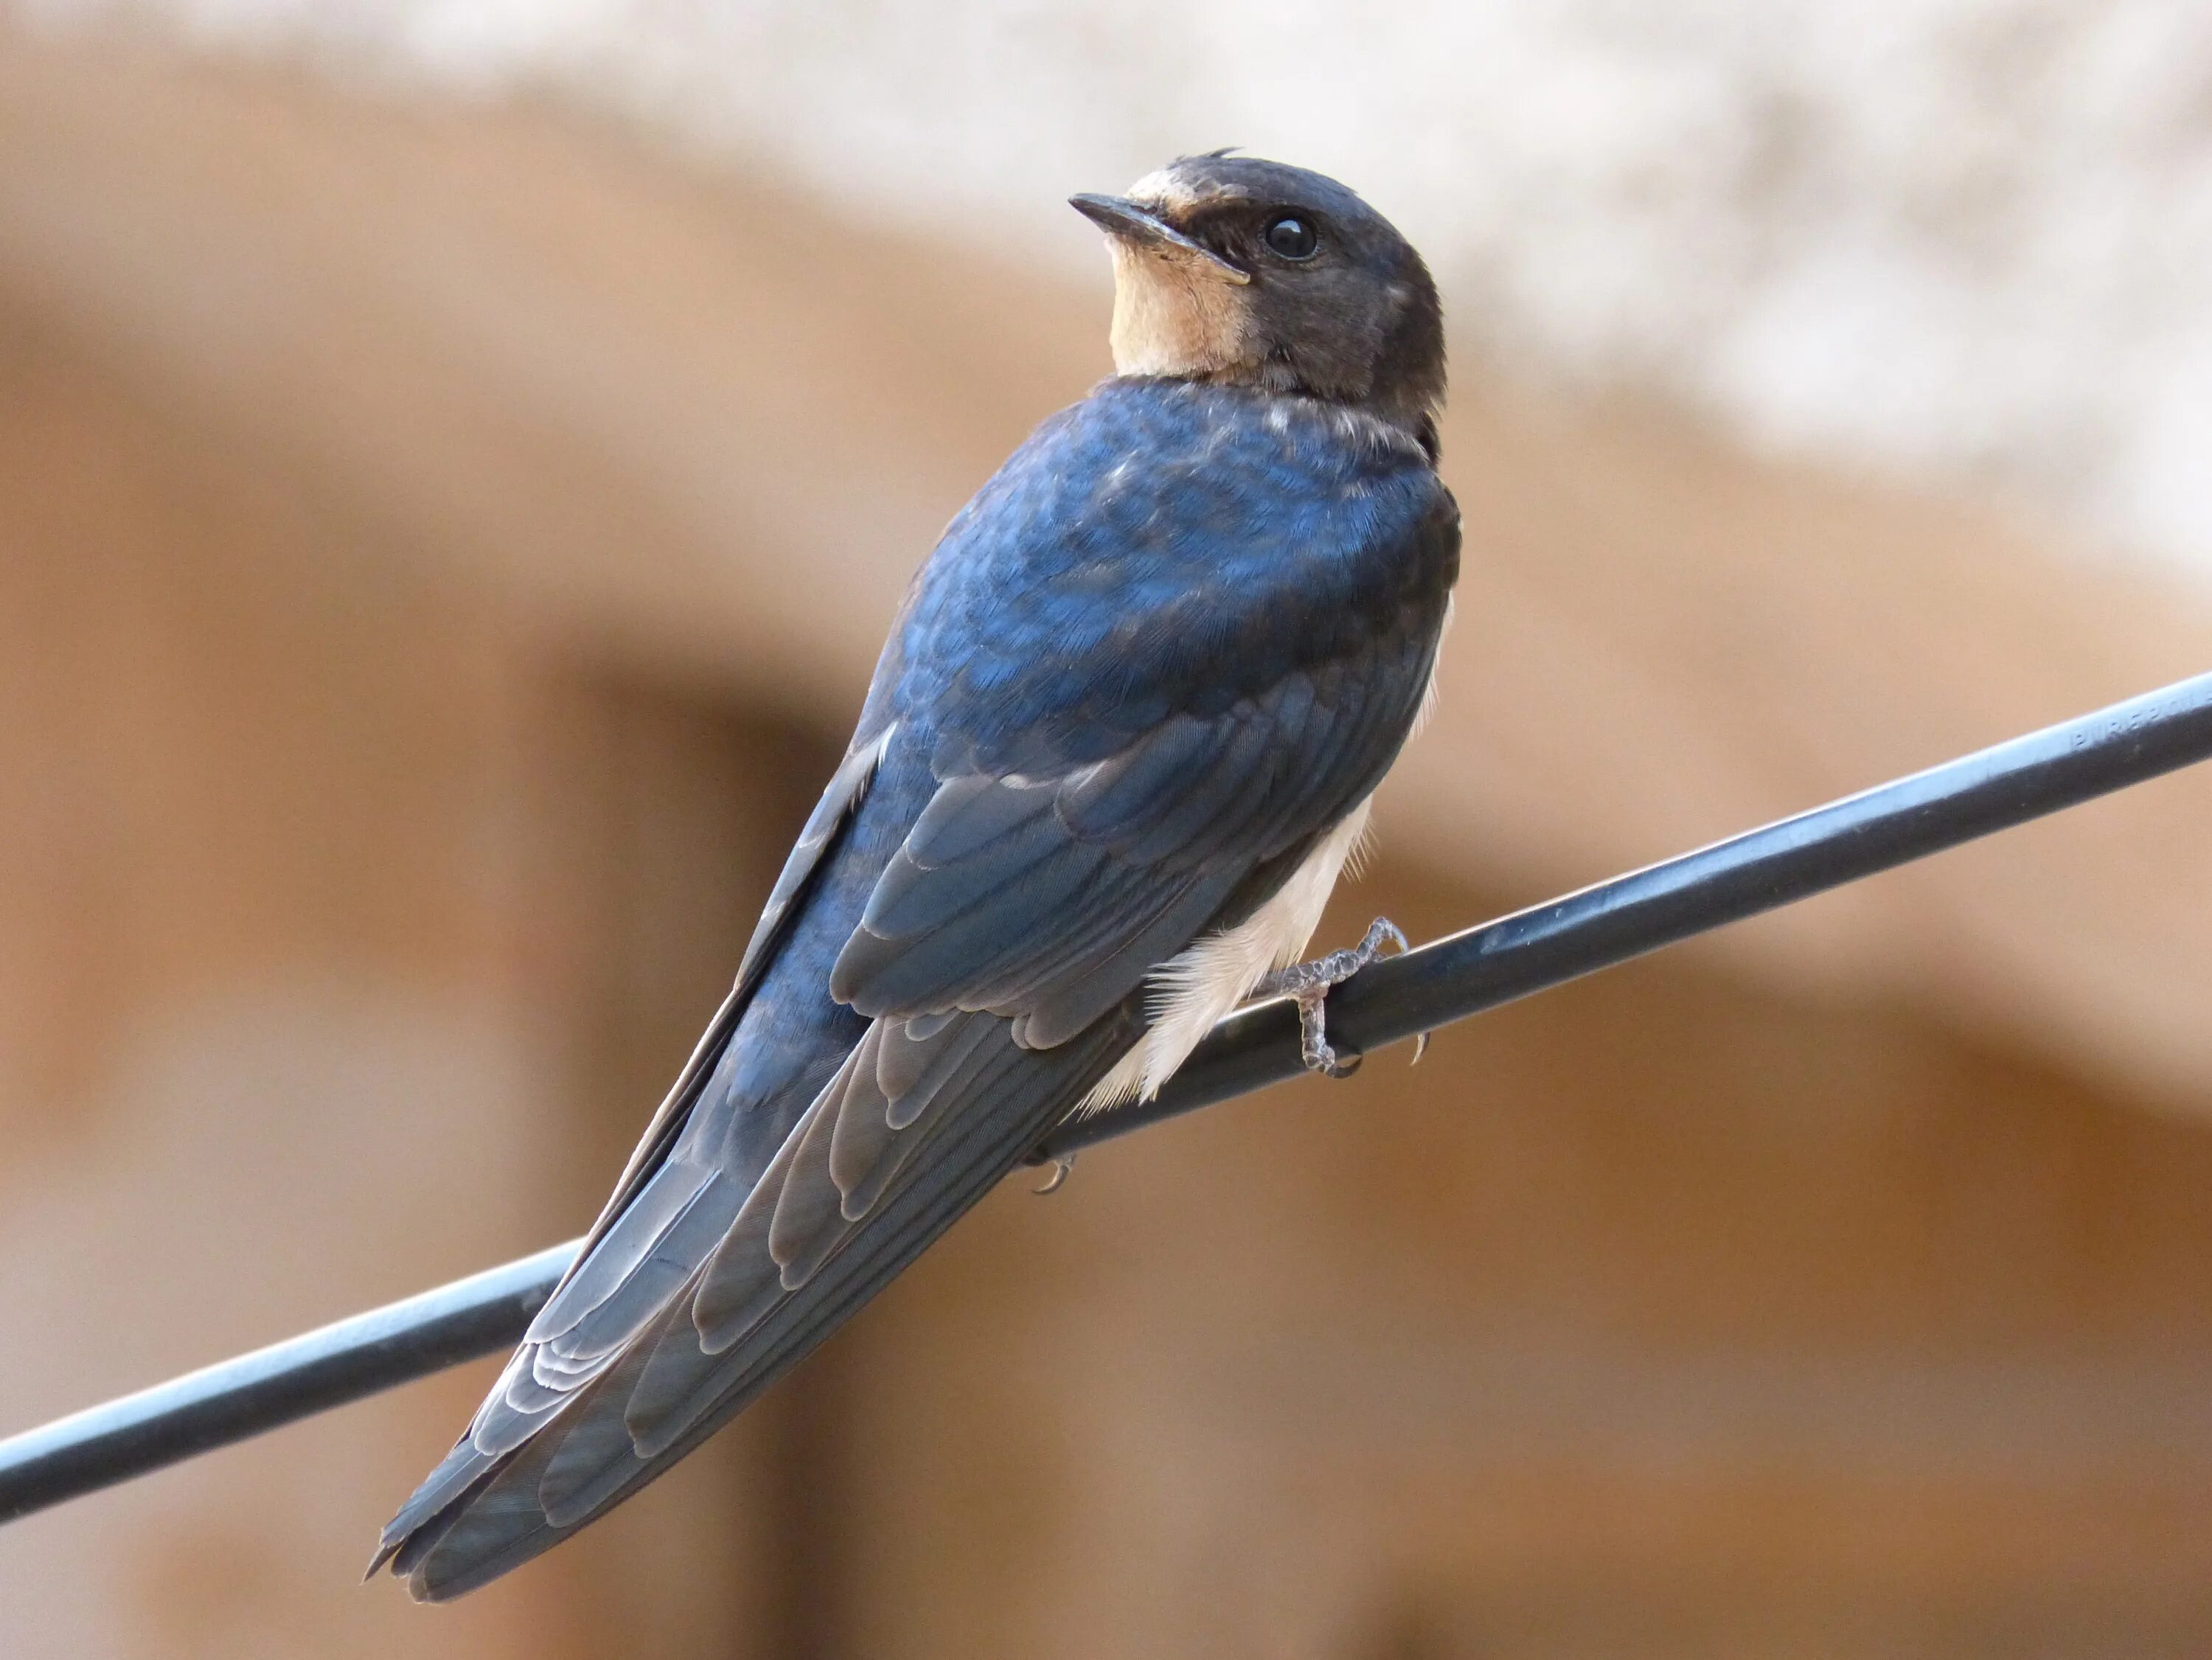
[1078,796,1373,1114]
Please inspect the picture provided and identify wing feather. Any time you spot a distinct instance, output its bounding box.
[377,379,1461,1602]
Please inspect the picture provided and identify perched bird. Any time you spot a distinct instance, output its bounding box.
[373,152,1459,1599]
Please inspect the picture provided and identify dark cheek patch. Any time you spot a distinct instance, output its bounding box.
[1253,282,1378,402]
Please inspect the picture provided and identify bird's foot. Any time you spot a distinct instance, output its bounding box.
[1032,1153,1078,1196]
[1252,917,1418,1078]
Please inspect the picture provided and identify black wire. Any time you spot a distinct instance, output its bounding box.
[1034,667,2212,1161]
[3,668,2209,1526]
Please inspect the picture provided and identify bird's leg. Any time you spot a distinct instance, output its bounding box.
[1032,1153,1078,1195]
[1251,917,1416,1078]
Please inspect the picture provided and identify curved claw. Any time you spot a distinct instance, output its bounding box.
[1032,1154,1077,1196]
[1256,916,1413,1081]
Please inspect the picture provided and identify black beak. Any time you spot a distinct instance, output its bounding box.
[1070,193,1251,284]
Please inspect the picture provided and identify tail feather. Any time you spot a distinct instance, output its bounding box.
[375,1008,1133,1600]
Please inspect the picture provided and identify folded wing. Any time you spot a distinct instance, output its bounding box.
[375,383,1461,1600]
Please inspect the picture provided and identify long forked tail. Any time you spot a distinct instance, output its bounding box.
[372,1010,1127,1600]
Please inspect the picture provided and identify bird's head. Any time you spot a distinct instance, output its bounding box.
[1072,153,1444,449]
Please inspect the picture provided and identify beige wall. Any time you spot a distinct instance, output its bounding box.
[4,31,2212,1660]
[0,282,545,1654]
[840,858,2212,1656]
[4,32,2206,1108]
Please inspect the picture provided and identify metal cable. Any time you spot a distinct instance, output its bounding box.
[4,668,2209,1525]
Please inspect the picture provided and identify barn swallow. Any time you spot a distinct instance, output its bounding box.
[374,152,1459,1598]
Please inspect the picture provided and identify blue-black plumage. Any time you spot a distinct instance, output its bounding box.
[375,152,1460,1598]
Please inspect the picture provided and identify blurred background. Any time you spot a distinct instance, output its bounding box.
[4,4,2212,1656]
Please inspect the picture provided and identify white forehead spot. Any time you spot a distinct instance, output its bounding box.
[1125,167,1194,211]
[1124,164,1256,216]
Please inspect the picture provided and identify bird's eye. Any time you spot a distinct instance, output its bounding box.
[1263,215,1320,261]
